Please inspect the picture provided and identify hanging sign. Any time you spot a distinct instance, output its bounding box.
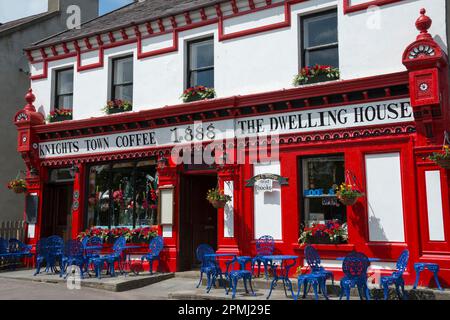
[246,174,289,189]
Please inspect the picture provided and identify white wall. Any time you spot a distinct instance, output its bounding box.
[365,153,405,243]
[253,161,282,240]
[30,0,448,120]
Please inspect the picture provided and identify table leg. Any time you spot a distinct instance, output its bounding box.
[266,264,278,300]
[413,265,423,289]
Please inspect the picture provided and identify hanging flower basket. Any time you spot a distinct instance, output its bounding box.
[428,143,450,169]
[337,194,359,206]
[206,188,231,209]
[334,182,364,206]
[7,175,27,194]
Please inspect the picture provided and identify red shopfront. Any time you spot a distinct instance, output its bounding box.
[14,12,450,287]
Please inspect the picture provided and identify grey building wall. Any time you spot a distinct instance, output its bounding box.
[0,0,99,221]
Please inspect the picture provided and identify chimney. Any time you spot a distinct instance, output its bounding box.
[48,0,60,12]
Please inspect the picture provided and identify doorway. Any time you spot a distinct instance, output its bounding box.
[179,173,218,271]
[41,183,73,240]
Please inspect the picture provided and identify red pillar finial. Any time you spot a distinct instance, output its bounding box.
[415,8,432,40]
[24,88,36,112]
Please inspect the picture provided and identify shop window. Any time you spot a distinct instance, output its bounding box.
[54,67,74,109]
[111,55,133,102]
[187,37,214,88]
[85,160,157,229]
[301,10,339,68]
[300,155,346,226]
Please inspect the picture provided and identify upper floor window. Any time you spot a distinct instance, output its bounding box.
[301,10,338,68]
[111,55,133,102]
[187,37,214,88]
[54,68,74,109]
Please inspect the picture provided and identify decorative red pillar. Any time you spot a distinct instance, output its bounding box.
[156,155,179,272]
[216,164,241,256]
[71,163,85,239]
[13,89,45,246]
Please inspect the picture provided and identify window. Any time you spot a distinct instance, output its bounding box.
[300,155,346,227]
[54,68,74,109]
[111,55,133,102]
[187,37,214,88]
[85,160,157,229]
[301,10,338,68]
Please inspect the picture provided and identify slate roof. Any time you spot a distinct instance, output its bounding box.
[0,11,57,36]
[29,0,224,49]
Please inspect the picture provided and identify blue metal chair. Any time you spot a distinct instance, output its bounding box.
[195,244,223,292]
[141,236,164,274]
[97,236,126,278]
[82,236,103,273]
[224,257,255,299]
[46,235,64,273]
[251,235,275,279]
[60,240,86,279]
[7,239,32,269]
[34,238,48,276]
[304,245,334,285]
[380,249,409,300]
[0,238,11,266]
[339,251,371,300]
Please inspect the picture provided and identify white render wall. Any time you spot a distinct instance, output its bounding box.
[30,0,448,120]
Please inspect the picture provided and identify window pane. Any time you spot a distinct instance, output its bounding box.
[86,165,111,228]
[57,95,73,109]
[304,13,337,48]
[57,69,73,95]
[305,46,339,68]
[190,69,214,88]
[134,165,158,227]
[190,39,214,69]
[114,84,133,102]
[301,156,346,227]
[114,56,133,85]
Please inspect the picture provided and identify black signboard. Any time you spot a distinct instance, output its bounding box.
[25,194,38,224]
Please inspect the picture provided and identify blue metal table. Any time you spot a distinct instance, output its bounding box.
[261,255,298,299]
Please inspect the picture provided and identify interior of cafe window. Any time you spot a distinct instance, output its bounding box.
[85,160,158,229]
[300,155,346,227]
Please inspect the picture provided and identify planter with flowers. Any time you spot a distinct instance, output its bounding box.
[429,145,450,169]
[293,65,340,86]
[78,226,158,244]
[103,100,132,115]
[181,86,216,103]
[335,182,364,206]
[299,221,348,245]
[206,188,232,209]
[47,108,73,123]
[7,179,27,194]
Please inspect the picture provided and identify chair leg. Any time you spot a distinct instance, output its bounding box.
[243,277,249,294]
[345,286,351,301]
[312,281,319,300]
[413,269,421,289]
[365,285,371,301]
[197,271,203,288]
[248,277,256,296]
[232,277,238,299]
[432,271,443,291]
[382,282,389,300]
[339,283,344,300]
[149,259,154,275]
[321,279,329,300]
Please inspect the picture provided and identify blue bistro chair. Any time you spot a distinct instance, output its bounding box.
[141,236,164,274]
[101,236,126,277]
[34,238,48,275]
[251,235,275,279]
[46,235,64,273]
[224,257,255,299]
[304,245,334,285]
[82,236,103,273]
[339,251,371,300]
[0,238,11,265]
[380,249,409,300]
[60,240,86,279]
[7,239,32,269]
[196,244,223,292]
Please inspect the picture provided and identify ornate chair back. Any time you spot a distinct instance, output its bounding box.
[85,236,103,256]
[47,236,64,257]
[148,236,164,257]
[342,251,370,280]
[64,240,84,260]
[0,238,8,254]
[196,244,215,268]
[112,236,126,257]
[304,245,322,272]
[8,239,31,254]
[256,235,275,256]
[36,238,48,257]
[395,249,409,275]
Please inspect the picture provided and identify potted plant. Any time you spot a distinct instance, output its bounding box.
[293,65,340,86]
[181,86,216,103]
[47,108,73,123]
[299,221,348,245]
[103,99,133,115]
[206,188,232,209]
[428,144,450,169]
[334,182,364,206]
[7,178,27,194]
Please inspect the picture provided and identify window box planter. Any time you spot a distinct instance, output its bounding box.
[181,86,215,103]
[293,65,340,86]
[47,109,73,123]
[103,100,132,115]
[299,221,348,245]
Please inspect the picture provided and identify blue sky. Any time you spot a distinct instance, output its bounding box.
[0,0,134,23]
